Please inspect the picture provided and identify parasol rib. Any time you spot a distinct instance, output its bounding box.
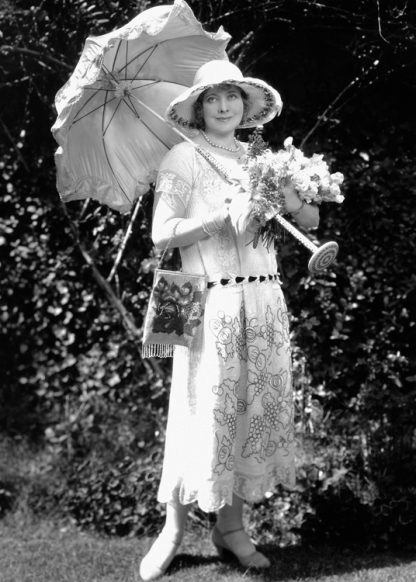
[71,62,125,124]
[132,45,158,83]
[121,96,140,117]
[103,97,123,136]
[102,63,121,85]
[111,38,124,75]
[124,39,128,80]
[101,88,132,202]
[83,86,118,91]
[72,95,117,125]
[118,43,157,77]
[128,94,173,149]
[131,80,160,91]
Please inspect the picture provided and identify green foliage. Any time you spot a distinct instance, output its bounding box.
[63,453,164,536]
[1,0,415,549]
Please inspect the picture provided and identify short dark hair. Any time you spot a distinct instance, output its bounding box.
[192,84,249,130]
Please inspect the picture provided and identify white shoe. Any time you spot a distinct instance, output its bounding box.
[139,534,181,581]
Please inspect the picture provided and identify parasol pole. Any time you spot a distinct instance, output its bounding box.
[273,214,339,274]
[131,95,339,274]
[107,193,143,282]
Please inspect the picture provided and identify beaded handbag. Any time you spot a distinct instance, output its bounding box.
[142,267,208,358]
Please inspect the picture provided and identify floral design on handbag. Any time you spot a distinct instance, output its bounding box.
[151,271,205,336]
[142,268,208,358]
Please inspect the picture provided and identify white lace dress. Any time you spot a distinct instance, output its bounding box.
[154,141,295,512]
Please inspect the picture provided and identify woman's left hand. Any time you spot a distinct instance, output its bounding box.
[227,193,261,236]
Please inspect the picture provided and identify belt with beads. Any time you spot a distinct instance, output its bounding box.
[207,273,281,289]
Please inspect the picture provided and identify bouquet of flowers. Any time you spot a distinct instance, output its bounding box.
[245,131,345,249]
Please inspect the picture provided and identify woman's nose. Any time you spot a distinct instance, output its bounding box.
[218,97,228,112]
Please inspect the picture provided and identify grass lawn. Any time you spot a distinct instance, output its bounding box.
[1,513,416,582]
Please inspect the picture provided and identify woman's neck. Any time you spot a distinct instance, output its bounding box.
[199,130,240,152]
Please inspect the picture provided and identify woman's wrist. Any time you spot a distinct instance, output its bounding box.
[201,207,228,236]
[289,199,306,216]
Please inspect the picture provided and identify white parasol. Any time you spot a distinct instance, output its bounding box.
[51,0,230,214]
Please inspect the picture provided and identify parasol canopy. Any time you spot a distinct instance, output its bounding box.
[52,0,230,213]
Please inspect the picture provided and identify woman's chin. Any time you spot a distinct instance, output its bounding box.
[205,119,241,136]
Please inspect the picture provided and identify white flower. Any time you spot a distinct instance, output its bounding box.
[319,177,330,191]
[329,183,341,197]
[331,172,344,185]
[292,170,311,192]
[308,181,319,195]
[283,136,293,148]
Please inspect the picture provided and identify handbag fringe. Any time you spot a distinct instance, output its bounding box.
[142,343,175,359]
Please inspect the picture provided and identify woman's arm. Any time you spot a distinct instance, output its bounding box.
[282,184,320,229]
[152,197,228,250]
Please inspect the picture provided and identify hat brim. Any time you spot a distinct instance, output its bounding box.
[165,77,282,131]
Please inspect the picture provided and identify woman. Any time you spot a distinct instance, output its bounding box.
[139,60,319,581]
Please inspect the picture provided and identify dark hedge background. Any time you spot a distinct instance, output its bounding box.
[1,0,415,549]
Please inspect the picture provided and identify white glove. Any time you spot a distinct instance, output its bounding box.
[227,192,261,236]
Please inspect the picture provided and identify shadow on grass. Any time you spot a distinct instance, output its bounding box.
[162,541,416,581]
[169,553,220,570]
[253,543,416,580]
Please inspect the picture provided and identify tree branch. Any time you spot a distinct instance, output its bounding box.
[375,0,392,45]
[60,202,164,378]
[0,45,73,71]
[0,116,30,172]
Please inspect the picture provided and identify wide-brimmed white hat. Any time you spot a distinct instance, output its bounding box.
[165,60,282,130]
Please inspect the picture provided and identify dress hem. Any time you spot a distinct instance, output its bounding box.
[157,471,297,513]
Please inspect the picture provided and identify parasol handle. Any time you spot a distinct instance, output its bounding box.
[132,96,339,273]
[131,94,205,146]
[274,213,317,253]
[274,214,339,274]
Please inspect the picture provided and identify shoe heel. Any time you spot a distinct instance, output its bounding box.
[213,542,226,558]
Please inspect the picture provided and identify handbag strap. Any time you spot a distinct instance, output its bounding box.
[156,145,236,273]
[156,218,207,276]
[157,222,178,268]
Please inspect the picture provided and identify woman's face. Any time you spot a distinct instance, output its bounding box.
[201,85,244,137]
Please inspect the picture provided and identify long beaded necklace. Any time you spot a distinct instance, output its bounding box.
[201,130,241,153]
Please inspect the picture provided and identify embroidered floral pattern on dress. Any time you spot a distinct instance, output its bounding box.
[277,302,290,343]
[210,297,294,477]
[156,171,191,211]
[216,229,241,274]
[214,393,237,439]
[214,434,235,476]
[247,368,271,404]
[210,311,241,361]
[209,307,254,362]
[259,304,285,354]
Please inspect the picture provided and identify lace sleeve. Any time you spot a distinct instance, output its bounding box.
[155,170,191,212]
[154,142,195,213]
